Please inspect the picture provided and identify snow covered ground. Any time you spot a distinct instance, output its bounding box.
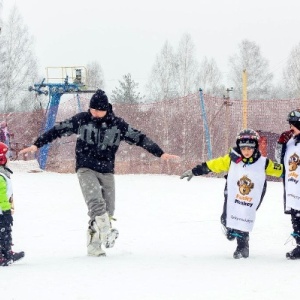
[1,161,299,300]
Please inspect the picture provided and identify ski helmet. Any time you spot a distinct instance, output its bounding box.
[287,109,300,130]
[0,142,8,165]
[236,129,260,149]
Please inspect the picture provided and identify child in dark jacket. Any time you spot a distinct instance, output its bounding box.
[181,129,283,259]
[0,142,24,266]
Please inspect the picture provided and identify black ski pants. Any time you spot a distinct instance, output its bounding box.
[0,211,13,256]
[291,209,300,244]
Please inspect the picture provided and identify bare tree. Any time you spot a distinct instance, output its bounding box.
[0,6,39,112]
[85,61,105,90]
[228,39,273,100]
[283,42,300,98]
[0,0,5,91]
[111,73,144,103]
[175,33,198,97]
[146,41,178,101]
[0,0,3,34]
[195,56,224,96]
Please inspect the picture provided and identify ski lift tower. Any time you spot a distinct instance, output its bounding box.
[29,66,97,170]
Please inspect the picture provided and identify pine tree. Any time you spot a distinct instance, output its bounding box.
[111,73,144,103]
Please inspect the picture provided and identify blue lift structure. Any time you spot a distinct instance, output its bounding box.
[29,70,97,169]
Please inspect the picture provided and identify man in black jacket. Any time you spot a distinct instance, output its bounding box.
[20,90,179,257]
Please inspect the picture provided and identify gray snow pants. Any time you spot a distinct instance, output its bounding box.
[77,168,115,224]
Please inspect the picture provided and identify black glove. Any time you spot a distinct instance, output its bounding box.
[192,162,211,176]
[180,169,194,181]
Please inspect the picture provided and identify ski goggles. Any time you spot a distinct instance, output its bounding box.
[238,139,256,148]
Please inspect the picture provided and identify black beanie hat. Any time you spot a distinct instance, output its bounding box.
[89,89,109,111]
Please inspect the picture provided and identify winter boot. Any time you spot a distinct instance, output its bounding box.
[6,250,25,262]
[94,213,119,249]
[286,245,300,259]
[233,232,249,259]
[87,228,106,257]
[286,232,300,259]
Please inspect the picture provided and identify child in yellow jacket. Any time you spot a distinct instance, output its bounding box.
[181,129,283,259]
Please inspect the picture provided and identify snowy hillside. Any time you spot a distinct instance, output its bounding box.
[0,161,299,300]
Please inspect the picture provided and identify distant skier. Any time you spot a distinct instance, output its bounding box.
[181,129,283,259]
[0,142,24,266]
[19,89,179,257]
[0,121,10,146]
[276,109,300,259]
[0,121,11,158]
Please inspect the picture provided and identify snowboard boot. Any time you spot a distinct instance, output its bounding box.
[233,232,249,259]
[95,213,119,249]
[87,228,106,257]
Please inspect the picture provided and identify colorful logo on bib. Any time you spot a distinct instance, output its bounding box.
[288,153,300,183]
[237,175,254,195]
[288,153,300,171]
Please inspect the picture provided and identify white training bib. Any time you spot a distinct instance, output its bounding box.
[284,139,300,210]
[226,157,266,232]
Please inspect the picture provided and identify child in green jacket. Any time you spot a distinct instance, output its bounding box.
[0,142,24,266]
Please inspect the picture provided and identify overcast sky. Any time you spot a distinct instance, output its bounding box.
[2,0,300,96]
